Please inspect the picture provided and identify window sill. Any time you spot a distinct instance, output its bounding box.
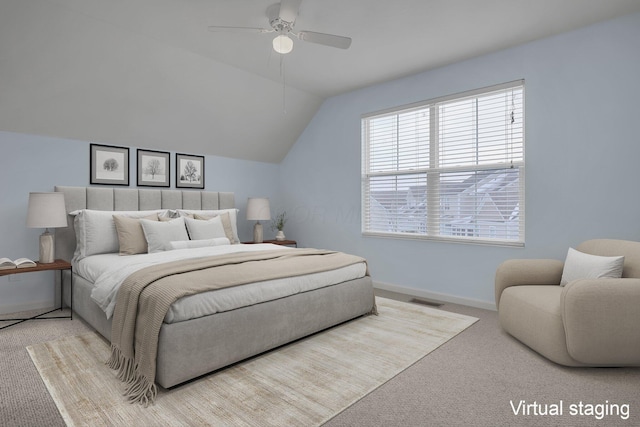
[361,231,524,248]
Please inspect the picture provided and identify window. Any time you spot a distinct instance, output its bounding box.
[361,81,524,246]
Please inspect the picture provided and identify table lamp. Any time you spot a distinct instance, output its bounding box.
[246,197,271,243]
[26,192,67,263]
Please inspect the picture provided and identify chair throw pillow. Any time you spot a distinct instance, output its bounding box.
[560,247,624,286]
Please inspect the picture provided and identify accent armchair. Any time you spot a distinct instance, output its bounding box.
[495,239,640,366]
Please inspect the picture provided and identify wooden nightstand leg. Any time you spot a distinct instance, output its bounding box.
[60,268,72,320]
[60,269,64,312]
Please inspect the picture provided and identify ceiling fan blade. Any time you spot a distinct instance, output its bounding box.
[208,25,273,34]
[278,0,302,23]
[297,31,352,49]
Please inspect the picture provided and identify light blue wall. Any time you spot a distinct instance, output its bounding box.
[0,132,280,313]
[3,13,640,314]
[280,13,640,307]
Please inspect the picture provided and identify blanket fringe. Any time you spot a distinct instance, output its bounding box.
[124,374,157,407]
[106,345,157,406]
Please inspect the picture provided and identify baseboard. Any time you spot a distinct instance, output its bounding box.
[0,300,53,316]
[373,281,497,311]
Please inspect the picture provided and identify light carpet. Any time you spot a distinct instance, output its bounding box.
[27,297,477,427]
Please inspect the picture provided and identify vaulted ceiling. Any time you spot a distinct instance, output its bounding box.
[1,0,639,163]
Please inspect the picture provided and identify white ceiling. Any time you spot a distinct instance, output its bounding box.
[1,0,639,163]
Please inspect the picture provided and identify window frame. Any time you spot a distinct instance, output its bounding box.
[361,80,525,247]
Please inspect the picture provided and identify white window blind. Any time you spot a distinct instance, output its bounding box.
[362,81,525,246]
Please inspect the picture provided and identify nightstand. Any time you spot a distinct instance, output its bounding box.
[242,239,298,247]
[0,259,72,330]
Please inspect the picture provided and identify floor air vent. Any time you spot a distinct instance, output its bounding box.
[409,298,443,307]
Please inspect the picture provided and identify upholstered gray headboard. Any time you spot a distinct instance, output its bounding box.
[54,186,235,262]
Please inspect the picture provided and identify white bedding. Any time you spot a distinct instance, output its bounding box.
[75,244,367,324]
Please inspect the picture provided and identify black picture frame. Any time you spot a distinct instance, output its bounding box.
[137,149,170,187]
[90,144,130,186]
[176,153,205,189]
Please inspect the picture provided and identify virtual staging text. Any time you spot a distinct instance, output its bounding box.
[510,400,630,421]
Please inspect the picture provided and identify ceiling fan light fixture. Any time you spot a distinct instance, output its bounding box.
[273,34,293,54]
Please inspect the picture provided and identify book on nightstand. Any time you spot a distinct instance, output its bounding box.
[0,257,37,270]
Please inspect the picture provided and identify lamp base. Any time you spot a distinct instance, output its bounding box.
[253,222,264,243]
[39,230,55,264]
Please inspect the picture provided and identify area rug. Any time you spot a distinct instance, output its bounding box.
[27,297,477,427]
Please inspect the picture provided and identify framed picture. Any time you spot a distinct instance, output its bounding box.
[176,153,205,189]
[137,149,170,187]
[90,144,129,186]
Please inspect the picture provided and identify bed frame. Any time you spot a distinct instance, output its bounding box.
[55,186,375,388]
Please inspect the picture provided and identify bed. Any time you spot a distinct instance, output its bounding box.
[54,186,375,400]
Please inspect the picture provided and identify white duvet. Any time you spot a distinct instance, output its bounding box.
[75,244,367,324]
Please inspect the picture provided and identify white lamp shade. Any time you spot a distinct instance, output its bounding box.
[26,192,67,228]
[273,34,293,54]
[246,198,271,221]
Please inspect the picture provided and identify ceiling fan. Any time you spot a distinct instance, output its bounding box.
[208,0,351,54]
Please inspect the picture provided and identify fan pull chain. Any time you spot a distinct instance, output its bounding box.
[280,54,287,114]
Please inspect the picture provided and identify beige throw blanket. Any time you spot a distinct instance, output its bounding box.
[107,248,373,406]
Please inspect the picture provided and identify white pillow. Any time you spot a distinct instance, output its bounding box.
[71,209,166,259]
[560,247,625,286]
[184,216,227,240]
[178,209,240,243]
[140,217,190,253]
[168,238,231,250]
